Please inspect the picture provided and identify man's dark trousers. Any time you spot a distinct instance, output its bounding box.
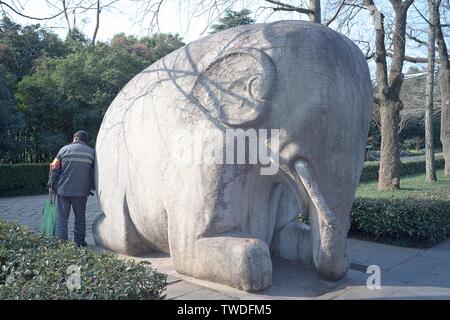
[55,195,87,244]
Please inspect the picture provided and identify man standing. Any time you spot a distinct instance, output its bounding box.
[49,130,95,247]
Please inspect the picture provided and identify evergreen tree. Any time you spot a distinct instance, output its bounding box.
[210,9,255,34]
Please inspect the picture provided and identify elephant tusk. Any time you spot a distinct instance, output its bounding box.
[294,160,340,230]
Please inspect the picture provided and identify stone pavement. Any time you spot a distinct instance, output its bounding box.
[1,194,449,300]
[0,194,101,245]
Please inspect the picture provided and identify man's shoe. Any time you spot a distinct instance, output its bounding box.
[76,241,88,248]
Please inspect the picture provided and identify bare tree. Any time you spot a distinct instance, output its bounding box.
[399,72,442,133]
[406,0,450,175]
[0,0,65,20]
[436,0,450,175]
[0,0,119,44]
[264,0,314,15]
[62,0,72,29]
[91,0,101,44]
[130,0,326,35]
[425,0,437,181]
[68,0,120,44]
[251,0,322,23]
[309,0,321,22]
[365,0,414,190]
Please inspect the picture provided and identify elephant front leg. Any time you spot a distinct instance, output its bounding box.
[170,232,272,292]
[164,164,272,291]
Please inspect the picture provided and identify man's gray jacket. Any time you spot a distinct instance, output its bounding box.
[49,142,95,197]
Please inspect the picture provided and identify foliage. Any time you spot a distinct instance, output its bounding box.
[0,16,184,164]
[360,154,445,182]
[351,170,450,247]
[65,28,90,52]
[0,16,68,79]
[111,32,185,62]
[0,65,25,162]
[16,43,151,153]
[0,16,68,163]
[351,197,450,247]
[210,9,255,33]
[402,137,424,151]
[0,163,49,196]
[0,220,167,299]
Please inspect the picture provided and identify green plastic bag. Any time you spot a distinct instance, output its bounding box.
[40,192,56,236]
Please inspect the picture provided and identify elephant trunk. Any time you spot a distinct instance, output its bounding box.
[294,160,350,281]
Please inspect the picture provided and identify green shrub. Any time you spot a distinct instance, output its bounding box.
[0,155,444,196]
[360,155,445,182]
[360,161,381,182]
[351,171,450,247]
[350,197,450,247]
[402,137,424,151]
[0,164,49,197]
[0,220,167,299]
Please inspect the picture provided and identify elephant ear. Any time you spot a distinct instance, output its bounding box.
[194,48,276,126]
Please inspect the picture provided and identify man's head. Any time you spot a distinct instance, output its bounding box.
[73,130,89,143]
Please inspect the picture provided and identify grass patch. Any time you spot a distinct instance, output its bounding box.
[360,154,445,182]
[350,170,450,248]
[0,220,167,299]
[356,169,450,200]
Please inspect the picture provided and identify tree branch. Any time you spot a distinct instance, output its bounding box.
[413,2,433,26]
[406,31,427,46]
[390,52,428,63]
[264,0,314,15]
[0,0,65,20]
[61,0,71,30]
[326,0,345,26]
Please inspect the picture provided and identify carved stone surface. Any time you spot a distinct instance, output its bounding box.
[93,20,373,292]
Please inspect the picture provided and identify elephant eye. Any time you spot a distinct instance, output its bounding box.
[227,78,247,94]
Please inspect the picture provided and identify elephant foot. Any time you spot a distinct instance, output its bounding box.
[172,236,272,292]
[313,221,350,282]
[270,221,313,265]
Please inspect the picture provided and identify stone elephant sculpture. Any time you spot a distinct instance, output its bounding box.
[93,20,373,292]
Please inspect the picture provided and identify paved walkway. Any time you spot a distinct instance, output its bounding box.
[1,194,449,300]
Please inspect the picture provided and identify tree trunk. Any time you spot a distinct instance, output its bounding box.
[425,0,437,182]
[435,0,450,176]
[308,0,321,23]
[62,0,71,30]
[366,0,413,190]
[378,99,401,188]
[91,0,101,45]
[439,69,450,175]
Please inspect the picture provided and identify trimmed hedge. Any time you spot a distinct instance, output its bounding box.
[350,197,450,248]
[0,163,49,197]
[0,220,167,299]
[0,155,446,196]
[360,155,445,182]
